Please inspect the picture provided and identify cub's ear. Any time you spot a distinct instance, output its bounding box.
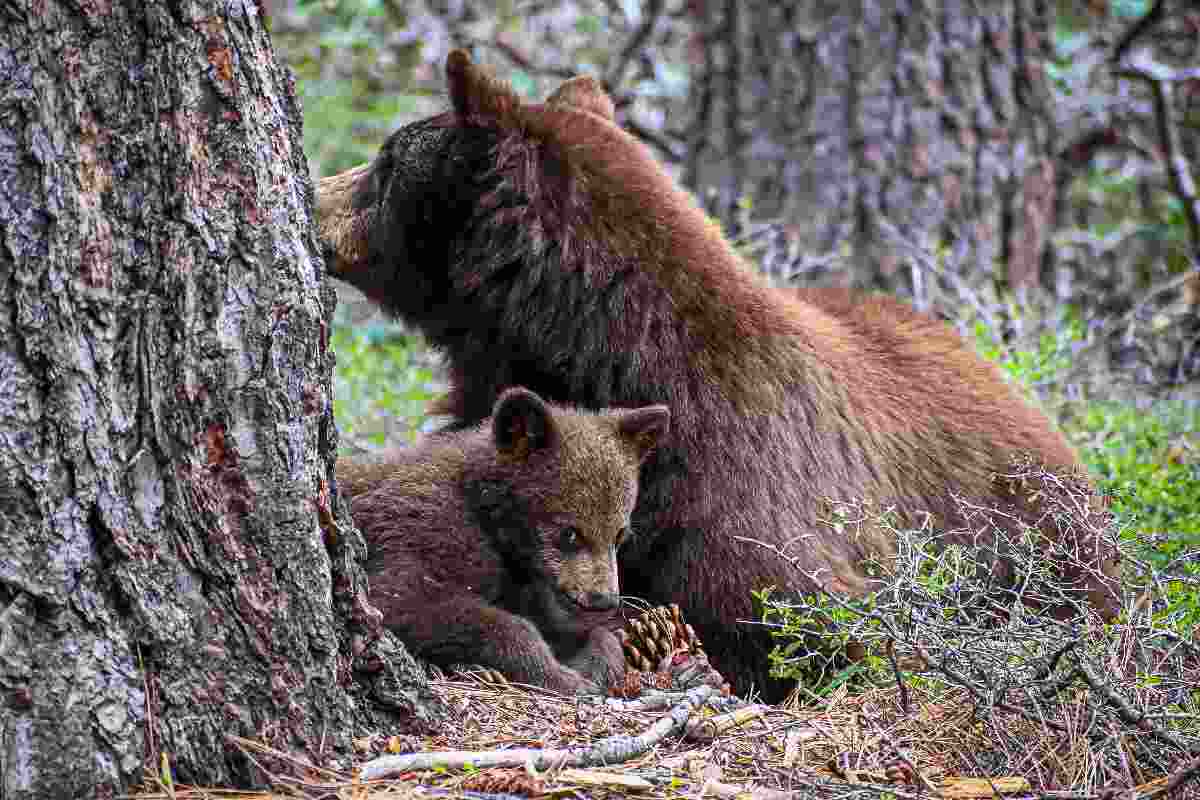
[617,406,670,462]
[546,76,615,122]
[446,49,521,123]
[493,388,559,461]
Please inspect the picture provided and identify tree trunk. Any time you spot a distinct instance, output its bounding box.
[683,0,1059,294]
[0,3,443,797]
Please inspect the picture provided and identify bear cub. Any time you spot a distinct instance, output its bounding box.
[339,388,669,694]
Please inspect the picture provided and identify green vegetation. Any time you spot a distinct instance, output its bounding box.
[331,317,442,451]
[970,312,1083,391]
[1075,399,1200,632]
[1078,401,1200,559]
[276,0,429,178]
[754,586,879,699]
[971,311,1200,576]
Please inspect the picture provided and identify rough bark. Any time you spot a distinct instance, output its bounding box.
[0,2,443,798]
[683,0,1059,292]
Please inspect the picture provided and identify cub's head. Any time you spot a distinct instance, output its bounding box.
[470,388,668,627]
[315,51,639,342]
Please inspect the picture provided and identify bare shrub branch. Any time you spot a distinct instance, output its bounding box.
[753,461,1199,794]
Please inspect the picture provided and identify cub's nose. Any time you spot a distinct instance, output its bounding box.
[581,592,619,611]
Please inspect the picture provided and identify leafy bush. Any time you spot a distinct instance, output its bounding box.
[1073,401,1200,631]
[970,310,1084,392]
[755,586,880,699]
[331,318,444,452]
[275,0,428,178]
[1076,402,1200,557]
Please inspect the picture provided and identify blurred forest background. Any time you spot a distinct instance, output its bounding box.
[269,0,1197,576]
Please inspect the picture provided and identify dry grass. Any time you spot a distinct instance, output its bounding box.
[130,661,1198,800]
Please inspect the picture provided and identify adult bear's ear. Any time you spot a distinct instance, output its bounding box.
[494,388,559,461]
[446,49,521,123]
[617,406,670,462]
[546,76,615,122]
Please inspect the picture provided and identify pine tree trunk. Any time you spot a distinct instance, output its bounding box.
[683,0,1058,292]
[0,3,442,797]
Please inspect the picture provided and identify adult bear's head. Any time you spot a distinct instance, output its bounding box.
[314,49,766,373]
[315,51,651,340]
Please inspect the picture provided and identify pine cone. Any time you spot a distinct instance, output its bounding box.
[619,604,705,672]
[460,767,543,796]
[610,664,674,698]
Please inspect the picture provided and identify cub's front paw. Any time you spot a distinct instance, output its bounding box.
[545,663,605,696]
[567,628,627,691]
[662,651,727,691]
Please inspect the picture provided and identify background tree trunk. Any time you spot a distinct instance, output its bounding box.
[0,2,442,797]
[683,0,1059,294]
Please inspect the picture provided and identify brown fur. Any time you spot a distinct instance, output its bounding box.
[341,388,668,694]
[317,53,1121,700]
[546,76,616,121]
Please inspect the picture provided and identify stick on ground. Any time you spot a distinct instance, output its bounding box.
[358,685,716,781]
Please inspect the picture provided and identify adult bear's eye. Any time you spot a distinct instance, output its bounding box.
[559,527,581,552]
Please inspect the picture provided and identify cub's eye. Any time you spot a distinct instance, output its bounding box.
[559,527,582,552]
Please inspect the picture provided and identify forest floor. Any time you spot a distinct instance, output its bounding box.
[132,648,1199,800]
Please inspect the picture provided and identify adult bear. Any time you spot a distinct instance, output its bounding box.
[317,51,1120,701]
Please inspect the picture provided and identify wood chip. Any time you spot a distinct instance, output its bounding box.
[935,776,1032,797]
[685,705,769,742]
[555,767,653,791]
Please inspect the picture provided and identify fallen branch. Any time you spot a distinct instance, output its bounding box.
[1111,0,1200,264]
[358,684,716,780]
[486,37,575,81]
[1114,63,1200,260]
[684,704,769,742]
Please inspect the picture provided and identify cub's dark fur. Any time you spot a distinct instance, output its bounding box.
[318,52,1121,700]
[339,388,668,694]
